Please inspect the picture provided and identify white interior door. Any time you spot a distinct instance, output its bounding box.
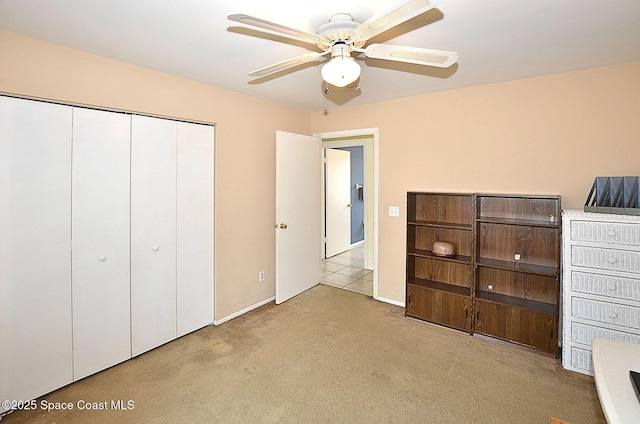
[131,115,177,356]
[276,131,321,304]
[0,96,73,409]
[71,108,131,379]
[176,122,214,337]
[325,148,351,258]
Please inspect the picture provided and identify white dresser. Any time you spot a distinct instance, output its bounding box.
[562,209,640,375]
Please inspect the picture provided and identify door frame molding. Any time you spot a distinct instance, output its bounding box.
[315,128,379,300]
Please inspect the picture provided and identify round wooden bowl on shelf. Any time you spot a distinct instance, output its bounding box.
[432,241,455,258]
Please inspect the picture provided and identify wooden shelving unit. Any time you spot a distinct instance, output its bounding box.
[405,193,475,332]
[475,194,561,355]
[406,192,561,356]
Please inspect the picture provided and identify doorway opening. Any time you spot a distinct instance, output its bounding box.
[320,243,372,295]
[315,128,379,299]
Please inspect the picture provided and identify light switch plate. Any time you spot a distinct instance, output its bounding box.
[389,206,400,217]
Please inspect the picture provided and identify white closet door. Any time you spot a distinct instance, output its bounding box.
[0,97,73,409]
[71,108,131,379]
[176,122,214,337]
[131,115,177,356]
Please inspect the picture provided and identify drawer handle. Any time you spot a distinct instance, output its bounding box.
[99,256,107,262]
[607,230,616,237]
[607,256,617,264]
[608,283,617,291]
[608,311,618,319]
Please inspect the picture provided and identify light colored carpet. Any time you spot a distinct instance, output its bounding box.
[2,284,605,423]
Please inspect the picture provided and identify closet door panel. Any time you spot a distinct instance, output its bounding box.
[71,108,131,379]
[176,122,214,336]
[0,97,73,407]
[131,115,177,356]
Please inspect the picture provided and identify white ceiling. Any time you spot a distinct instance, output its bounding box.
[1,0,639,112]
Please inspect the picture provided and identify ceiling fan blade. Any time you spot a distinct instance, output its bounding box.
[228,14,319,45]
[351,0,444,41]
[249,52,328,77]
[364,43,458,68]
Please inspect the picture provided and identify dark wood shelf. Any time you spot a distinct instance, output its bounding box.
[476,193,560,200]
[407,277,471,297]
[407,192,474,227]
[408,220,473,230]
[408,248,472,265]
[476,216,560,229]
[475,290,556,315]
[476,257,559,277]
[476,194,560,226]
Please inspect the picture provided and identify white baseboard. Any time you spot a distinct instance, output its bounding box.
[375,296,405,308]
[214,293,403,325]
[213,296,276,326]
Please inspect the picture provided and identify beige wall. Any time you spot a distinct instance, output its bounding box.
[311,61,640,302]
[0,30,310,320]
[3,29,639,311]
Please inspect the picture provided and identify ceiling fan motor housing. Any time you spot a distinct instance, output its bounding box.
[316,13,365,51]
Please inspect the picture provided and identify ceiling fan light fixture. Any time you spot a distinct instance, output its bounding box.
[321,57,361,87]
[321,44,361,87]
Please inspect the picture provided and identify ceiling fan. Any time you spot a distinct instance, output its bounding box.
[228,0,458,88]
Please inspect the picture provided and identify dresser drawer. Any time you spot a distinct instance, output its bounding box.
[571,245,640,275]
[570,321,640,346]
[571,220,640,246]
[571,297,640,330]
[570,270,640,302]
[569,345,593,374]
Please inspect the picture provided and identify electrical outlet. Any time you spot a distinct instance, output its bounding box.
[389,206,400,217]
[258,271,265,282]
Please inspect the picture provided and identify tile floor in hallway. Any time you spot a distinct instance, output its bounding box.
[320,244,373,296]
